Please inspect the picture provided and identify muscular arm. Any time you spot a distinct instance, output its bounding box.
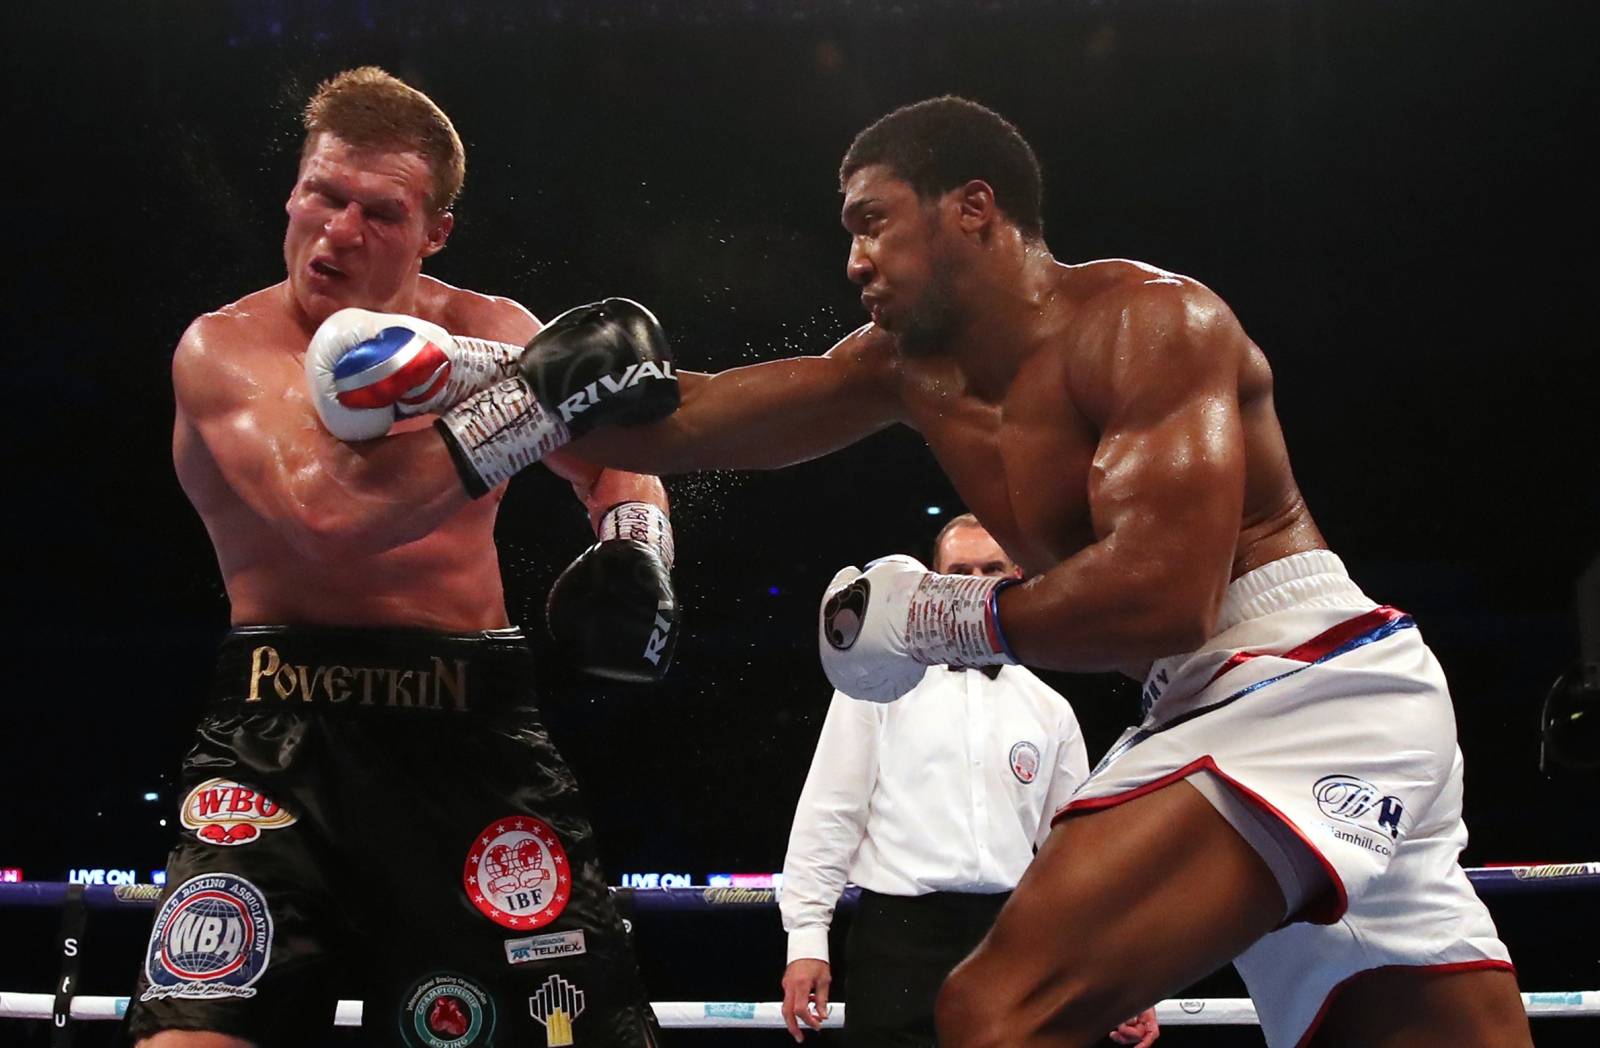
[543,449,668,531]
[464,294,671,531]
[565,324,906,473]
[997,283,1248,670]
[173,315,476,562]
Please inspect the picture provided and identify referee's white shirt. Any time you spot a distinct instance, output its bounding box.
[780,664,1090,964]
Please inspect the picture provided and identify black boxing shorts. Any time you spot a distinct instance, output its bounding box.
[124,626,659,1047]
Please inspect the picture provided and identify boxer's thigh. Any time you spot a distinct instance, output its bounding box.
[125,831,343,1045]
[938,777,1285,1045]
[1308,966,1531,1047]
[351,713,656,1048]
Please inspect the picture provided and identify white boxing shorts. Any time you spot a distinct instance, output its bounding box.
[1058,550,1513,1047]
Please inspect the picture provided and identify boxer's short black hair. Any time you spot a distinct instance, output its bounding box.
[840,96,1044,239]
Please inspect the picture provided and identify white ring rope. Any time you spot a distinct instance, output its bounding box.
[1,991,1595,1027]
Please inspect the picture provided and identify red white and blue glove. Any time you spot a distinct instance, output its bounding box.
[817,555,1018,702]
[305,308,521,441]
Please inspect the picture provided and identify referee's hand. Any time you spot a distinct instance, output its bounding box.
[1110,1007,1161,1047]
[781,958,833,1041]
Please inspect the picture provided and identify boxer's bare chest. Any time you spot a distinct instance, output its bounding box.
[204,307,499,577]
[900,352,1099,576]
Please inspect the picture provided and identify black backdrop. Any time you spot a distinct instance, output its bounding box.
[3,1,1596,1044]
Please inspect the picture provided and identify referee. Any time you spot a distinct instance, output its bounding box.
[778,514,1158,1046]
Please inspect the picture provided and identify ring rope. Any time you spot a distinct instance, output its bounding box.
[1,862,1596,912]
[2,862,1594,1030]
[1,992,1596,1027]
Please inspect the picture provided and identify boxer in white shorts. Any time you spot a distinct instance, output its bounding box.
[540,97,1535,1045]
[1062,549,1514,1046]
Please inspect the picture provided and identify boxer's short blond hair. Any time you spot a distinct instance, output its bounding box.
[302,66,465,213]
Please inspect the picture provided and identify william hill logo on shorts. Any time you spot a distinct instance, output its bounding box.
[1314,774,1405,842]
[244,644,469,710]
[182,778,296,846]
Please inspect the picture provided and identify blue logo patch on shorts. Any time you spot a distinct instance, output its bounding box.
[1313,774,1405,840]
[140,873,273,1001]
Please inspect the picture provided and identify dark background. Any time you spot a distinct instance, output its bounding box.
[3,0,1596,1044]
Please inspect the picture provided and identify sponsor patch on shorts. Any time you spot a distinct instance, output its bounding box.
[400,973,497,1048]
[1312,774,1404,840]
[463,815,571,930]
[528,974,586,1047]
[1009,741,1041,784]
[505,929,587,965]
[181,777,297,846]
[140,873,272,1001]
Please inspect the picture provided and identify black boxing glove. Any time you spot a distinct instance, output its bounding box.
[548,503,679,682]
[435,298,678,497]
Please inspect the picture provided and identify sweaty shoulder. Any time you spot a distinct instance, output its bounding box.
[823,321,901,384]
[1064,260,1250,420]
[426,276,540,345]
[172,288,285,415]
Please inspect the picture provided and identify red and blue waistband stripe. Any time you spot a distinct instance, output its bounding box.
[1098,606,1415,768]
[1204,605,1412,689]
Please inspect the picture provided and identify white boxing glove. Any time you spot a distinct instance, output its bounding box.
[817,554,1018,702]
[304,308,522,441]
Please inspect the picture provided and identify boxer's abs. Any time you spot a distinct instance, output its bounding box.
[214,518,511,630]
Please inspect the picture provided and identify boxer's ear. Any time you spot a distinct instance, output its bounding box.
[422,211,454,258]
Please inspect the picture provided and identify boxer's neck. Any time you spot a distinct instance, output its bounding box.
[942,245,1064,401]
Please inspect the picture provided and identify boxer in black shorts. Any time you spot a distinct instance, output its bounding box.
[129,629,658,1046]
[135,66,679,1047]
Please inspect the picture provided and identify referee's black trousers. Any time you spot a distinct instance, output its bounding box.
[843,887,1011,1047]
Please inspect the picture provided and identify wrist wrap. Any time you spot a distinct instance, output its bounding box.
[906,574,1018,667]
[436,377,571,497]
[599,501,675,569]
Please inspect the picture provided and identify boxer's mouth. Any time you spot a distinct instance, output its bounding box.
[309,257,345,279]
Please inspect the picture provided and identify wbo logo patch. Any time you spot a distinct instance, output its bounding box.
[529,973,586,1047]
[181,778,297,846]
[505,929,587,965]
[464,816,572,930]
[400,973,497,1048]
[140,873,272,1001]
[1009,741,1042,784]
[1313,774,1405,840]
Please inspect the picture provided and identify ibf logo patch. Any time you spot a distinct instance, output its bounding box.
[464,816,571,930]
[505,929,587,965]
[529,973,586,1047]
[400,973,497,1048]
[1009,741,1042,784]
[140,873,272,1001]
[1313,774,1405,840]
[181,778,297,846]
[823,580,871,651]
